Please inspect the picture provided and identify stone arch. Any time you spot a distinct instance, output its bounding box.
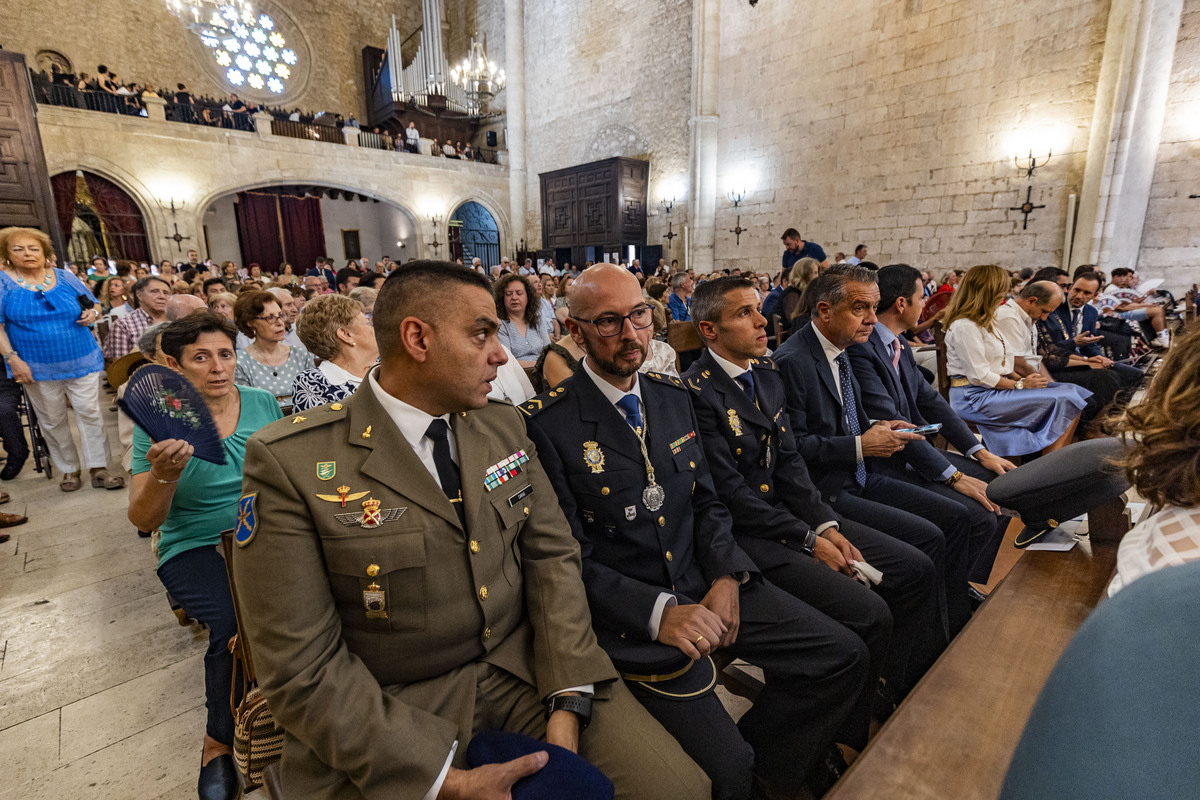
[441,191,512,256]
[44,156,161,245]
[49,167,158,264]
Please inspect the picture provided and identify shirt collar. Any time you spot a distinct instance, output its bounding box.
[367,369,450,452]
[811,323,845,366]
[1008,300,1032,324]
[709,349,750,380]
[319,359,363,387]
[873,321,897,347]
[581,357,643,408]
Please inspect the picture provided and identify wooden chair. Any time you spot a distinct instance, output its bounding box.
[667,320,704,373]
[932,321,950,401]
[771,314,790,347]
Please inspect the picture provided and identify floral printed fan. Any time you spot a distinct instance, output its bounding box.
[118,365,227,464]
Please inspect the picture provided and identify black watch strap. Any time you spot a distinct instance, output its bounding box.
[801,529,818,557]
[545,694,592,731]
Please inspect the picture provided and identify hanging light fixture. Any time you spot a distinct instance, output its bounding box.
[450,34,506,114]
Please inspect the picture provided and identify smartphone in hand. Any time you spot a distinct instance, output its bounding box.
[897,423,943,435]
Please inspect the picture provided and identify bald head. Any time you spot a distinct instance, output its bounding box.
[165,294,207,321]
[567,263,642,317]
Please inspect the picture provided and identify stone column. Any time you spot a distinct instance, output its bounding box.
[505,0,527,253]
[687,0,720,274]
[1073,0,1183,271]
[142,93,167,123]
[253,111,274,139]
[342,126,360,146]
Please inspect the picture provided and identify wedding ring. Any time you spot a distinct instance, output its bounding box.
[171,459,178,465]
[695,635,707,645]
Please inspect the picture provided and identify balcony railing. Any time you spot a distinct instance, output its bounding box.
[30,72,146,116]
[270,118,344,144]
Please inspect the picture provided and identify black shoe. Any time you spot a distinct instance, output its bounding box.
[806,746,849,798]
[968,585,988,612]
[137,529,152,538]
[198,752,241,800]
[0,453,27,481]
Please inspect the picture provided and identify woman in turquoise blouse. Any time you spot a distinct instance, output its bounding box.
[127,311,281,800]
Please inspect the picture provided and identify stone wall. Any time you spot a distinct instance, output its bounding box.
[36,103,510,264]
[0,0,418,119]
[1138,0,1200,291]
[713,0,1110,277]
[521,0,693,254]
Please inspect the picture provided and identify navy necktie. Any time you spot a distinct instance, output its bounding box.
[425,419,465,525]
[616,394,644,435]
[836,352,868,487]
[736,370,756,403]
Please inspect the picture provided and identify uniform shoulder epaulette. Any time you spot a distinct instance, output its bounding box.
[519,385,570,417]
[642,370,686,390]
[253,401,348,444]
[681,368,709,394]
[751,356,777,371]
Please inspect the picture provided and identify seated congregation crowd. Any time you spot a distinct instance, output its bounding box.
[2,223,1198,800]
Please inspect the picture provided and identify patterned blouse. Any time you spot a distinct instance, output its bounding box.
[291,363,360,412]
[234,345,315,409]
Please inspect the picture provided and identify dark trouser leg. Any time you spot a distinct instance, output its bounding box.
[879,453,1005,586]
[158,545,240,746]
[835,518,938,698]
[738,536,891,750]
[625,683,754,800]
[1110,362,1145,405]
[1049,367,1122,422]
[728,581,869,793]
[0,375,29,476]
[855,473,973,638]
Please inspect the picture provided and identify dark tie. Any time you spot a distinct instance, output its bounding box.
[616,393,644,435]
[425,418,465,525]
[836,352,868,487]
[736,370,756,403]
[891,338,903,372]
[1071,309,1082,337]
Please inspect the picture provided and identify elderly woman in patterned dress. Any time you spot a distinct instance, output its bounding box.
[290,294,377,412]
[232,290,314,412]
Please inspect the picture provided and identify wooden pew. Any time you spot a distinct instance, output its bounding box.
[668,319,704,373]
[825,497,1131,800]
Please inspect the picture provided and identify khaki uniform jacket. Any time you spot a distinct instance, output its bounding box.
[232,379,617,799]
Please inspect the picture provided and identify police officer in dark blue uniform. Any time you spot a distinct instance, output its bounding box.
[523,265,869,800]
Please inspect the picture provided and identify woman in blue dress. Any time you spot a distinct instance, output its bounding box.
[944,263,1090,457]
[495,273,552,368]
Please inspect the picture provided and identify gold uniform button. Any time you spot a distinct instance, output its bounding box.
[479,585,489,600]
[601,487,610,496]
[366,564,380,577]
[330,403,343,410]
[522,506,530,515]
[469,540,480,554]
[689,461,696,468]
[658,516,666,527]
[665,550,673,562]
[760,484,770,493]
[482,627,492,641]
[736,448,743,455]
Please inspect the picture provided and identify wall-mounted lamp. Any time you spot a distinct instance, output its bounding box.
[396,239,406,249]
[1015,150,1052,179]
[158,197,187,216]
[659,197,676,216]
[429,216,443,254]
[727,189,746,208]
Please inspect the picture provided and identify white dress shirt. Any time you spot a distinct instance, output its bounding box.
[994,301,1041,370]
[486,344,536,404]
[945,320,1012,388]
[810,324,865,464]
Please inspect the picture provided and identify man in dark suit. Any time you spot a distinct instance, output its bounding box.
[524,265,869,800]
[306,257,338,289]
[1037,272,1144,403]
[773,265,975,639]
[683,277,940,743]
[848,264,1014,585]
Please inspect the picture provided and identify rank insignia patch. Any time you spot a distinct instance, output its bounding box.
[316,461,336,481]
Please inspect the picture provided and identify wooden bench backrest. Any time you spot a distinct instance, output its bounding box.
[667,320,703,373]
[933,321,949,401]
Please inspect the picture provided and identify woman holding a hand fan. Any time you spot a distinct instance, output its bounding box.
[127,311,281,800]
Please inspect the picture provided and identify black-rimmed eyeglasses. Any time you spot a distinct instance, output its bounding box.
[571,305,654,337]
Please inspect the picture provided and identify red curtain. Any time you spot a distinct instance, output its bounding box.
[82,173,150,263]
[235,192,285,273]
[50,172,77,246]
[279,195,326,273]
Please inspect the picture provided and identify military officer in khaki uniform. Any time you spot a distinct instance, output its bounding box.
[231,262,709,800]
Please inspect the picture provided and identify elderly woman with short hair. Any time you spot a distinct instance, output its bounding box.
[233,290,314,411]
[0,226,124,492]
[290,294,379,412]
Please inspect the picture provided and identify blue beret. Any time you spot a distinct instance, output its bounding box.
[466,731,614,800]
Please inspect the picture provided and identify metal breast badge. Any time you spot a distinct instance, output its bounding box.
[583,441,606,474]
[728,409,744,437]
[363,582,387,619]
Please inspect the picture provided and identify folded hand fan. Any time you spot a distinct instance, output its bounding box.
[118,364,227,464]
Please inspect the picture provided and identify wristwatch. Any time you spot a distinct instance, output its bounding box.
[1013,378,1026,390]
[800,530,818,558]
[545,695,592,731]
[1,352,14,362]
